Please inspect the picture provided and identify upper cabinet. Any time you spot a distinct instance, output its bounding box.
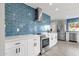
[5,3,51,36]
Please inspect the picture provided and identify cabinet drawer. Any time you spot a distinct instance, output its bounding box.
[5,40,25,49]
[5,45,25,56]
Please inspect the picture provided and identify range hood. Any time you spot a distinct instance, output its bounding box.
[35,7,43,21]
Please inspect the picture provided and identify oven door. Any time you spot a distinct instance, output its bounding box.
[42,38,49,48]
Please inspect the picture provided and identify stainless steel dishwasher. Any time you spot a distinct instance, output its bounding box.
[69,32,77,42]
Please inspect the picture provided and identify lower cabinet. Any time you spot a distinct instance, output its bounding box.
[27,36,40,56]
[49,33,57,48]
[5,46,17,56]
[33,38,40,56]
[27,38,34,56]
[5,36,40,56]
[5,40,27,56]
[66,32,69,41]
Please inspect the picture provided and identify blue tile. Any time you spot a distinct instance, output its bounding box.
[5,3,51,36]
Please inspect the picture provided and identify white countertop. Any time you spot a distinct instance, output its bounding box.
[5,34,40,42]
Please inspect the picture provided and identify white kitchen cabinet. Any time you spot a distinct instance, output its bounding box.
[5,39,28,56]
[66,32,69,41]
[5,46,26,56]
[76,33,79,42]
[5,35,40,56]
[27,38,34,56]
[17,45,26,56]
[5,46,17,56]
[27,36,40,56]
[33,38,40,56]
[49,33,57,48]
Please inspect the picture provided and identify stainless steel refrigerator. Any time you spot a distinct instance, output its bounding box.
[57,20,66,41]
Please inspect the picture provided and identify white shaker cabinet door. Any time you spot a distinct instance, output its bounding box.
[49,33,57,48]
[23,40,28,56]
[33,37,40,56]
[5,46,18,56]
[49,33,53,48]
[27,38,34,56]
[5,45,26,56]
[27,36,40,56]
[5,40,28,56]
[16,45,26,56]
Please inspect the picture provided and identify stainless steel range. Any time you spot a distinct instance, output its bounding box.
[40,34,50,54]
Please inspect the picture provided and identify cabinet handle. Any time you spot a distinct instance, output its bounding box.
[16,49,18,53]
[34,43,37,47]
[19,48,20,53]
[15,43,21,45]
[16,48,20,53]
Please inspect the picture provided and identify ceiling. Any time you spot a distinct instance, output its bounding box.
[25,3,79,20]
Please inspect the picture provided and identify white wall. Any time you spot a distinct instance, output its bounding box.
[0,3,5,56]
[26,3,79,20]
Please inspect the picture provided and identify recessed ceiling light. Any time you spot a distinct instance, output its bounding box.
[55,8,59,11]
[49,3,52,6]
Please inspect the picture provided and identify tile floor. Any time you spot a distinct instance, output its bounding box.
[42,41,79,56]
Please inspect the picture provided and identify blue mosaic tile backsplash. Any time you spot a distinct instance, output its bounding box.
[5,3,51,36]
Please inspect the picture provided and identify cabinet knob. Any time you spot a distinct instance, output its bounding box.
[34,43,37,47]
